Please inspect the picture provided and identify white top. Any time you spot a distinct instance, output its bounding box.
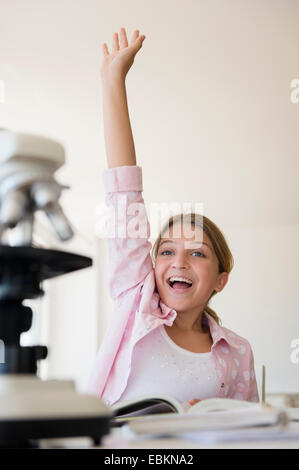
[118,325,219,404]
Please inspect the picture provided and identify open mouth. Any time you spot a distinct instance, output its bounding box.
[167,278,193,290]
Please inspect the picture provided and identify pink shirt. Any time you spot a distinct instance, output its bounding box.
[86,165,259,406]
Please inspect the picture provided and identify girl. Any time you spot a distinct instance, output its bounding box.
[87,27,259,408]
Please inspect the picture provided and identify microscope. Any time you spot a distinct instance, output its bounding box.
[0,129,111,448]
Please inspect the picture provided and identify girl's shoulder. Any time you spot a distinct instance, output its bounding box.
[220,324,252,351]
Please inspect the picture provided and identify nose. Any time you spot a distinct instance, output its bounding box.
[171,252,189,269]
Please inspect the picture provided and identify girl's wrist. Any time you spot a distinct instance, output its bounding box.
[101,71,126,86]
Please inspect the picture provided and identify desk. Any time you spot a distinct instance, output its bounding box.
[39,422,299,449]
[97,422,299,449]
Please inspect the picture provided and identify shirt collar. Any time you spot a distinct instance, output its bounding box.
[203,311,240,349]
[159,301,239,349]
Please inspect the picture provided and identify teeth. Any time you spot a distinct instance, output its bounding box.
[169,276,192,285]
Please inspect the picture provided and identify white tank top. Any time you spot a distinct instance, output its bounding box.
[118,325,219,404]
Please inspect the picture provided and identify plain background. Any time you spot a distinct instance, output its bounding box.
[0,0,298,395]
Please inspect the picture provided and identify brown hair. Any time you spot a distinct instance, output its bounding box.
[151,213,234,325]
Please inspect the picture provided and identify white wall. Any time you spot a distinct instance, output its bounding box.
[1,0,298,394]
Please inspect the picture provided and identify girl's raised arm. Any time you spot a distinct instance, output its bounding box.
[100,28,146,169]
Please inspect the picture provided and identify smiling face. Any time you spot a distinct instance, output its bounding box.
[154,221,229,315]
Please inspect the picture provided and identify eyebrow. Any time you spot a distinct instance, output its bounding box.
[159,239,212,252]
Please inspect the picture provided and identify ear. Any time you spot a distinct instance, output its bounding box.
[214,272,229,293]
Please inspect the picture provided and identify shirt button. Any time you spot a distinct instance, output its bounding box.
[146,324,151,330]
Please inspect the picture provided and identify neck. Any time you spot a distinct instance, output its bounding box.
[172,307,206,333]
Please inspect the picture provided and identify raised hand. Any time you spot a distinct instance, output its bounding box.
[101,27,146,80]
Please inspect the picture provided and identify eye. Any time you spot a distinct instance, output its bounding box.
[192,251,205,257]
[159,250,205,258]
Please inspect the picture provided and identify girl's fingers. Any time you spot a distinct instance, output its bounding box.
[189,399,200,405]
[112,32,120,53]
[119,27,128,49]
[130,29,140,44]
[103,28,145,57]
[102,43,109,56]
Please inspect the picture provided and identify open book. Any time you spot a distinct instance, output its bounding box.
[111,394,287,430]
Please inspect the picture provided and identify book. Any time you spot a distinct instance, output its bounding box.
[124,407,288,440]
[110,394,286,429]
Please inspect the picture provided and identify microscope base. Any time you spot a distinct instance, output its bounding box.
[0,375,111,448]
[0,415,110,448]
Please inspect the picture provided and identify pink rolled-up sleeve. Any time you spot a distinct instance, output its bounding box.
[102,165,154,301]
